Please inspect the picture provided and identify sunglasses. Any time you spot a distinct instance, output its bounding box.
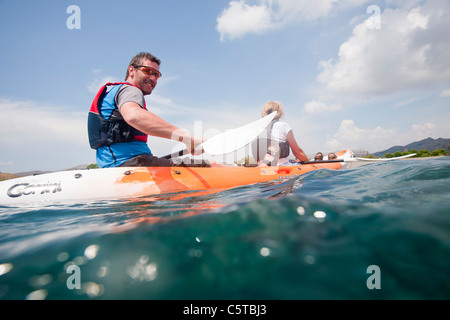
[133,65,162,79]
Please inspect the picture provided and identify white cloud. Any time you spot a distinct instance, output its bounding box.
[216,1,273,41]
[317,0,450,96]
[147,94,174,107]
[273,0,339,22]
[0,99,86,146]
[325,119,443,153]
[325,119,397,152]
[0,98,94,172]
[411,122,436,138]
[87,69,120,93]
[216,0,371,41]
[439,89,450,98]
[145,93,210,117]
[303,99,342,114]
[392,97,418,108]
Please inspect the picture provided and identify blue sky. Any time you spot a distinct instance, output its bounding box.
[1,0,449,173]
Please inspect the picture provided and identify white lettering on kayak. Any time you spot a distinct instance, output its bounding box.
[7,182,62,198]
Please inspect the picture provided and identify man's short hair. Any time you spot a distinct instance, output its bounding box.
[125,52,161,80]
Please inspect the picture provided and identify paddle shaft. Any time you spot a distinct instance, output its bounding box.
[301,159,345,164]
[162,149,188,160]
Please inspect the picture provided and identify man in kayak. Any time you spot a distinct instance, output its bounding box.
[88,52,208,168]
[253,101,309,166]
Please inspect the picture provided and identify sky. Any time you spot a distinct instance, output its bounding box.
[0,0,449,173]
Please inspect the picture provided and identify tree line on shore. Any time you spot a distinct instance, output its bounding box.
[382,147,449,158]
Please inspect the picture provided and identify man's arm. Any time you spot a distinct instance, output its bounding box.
[120,101,204,154]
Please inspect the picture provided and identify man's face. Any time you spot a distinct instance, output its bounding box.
[128,59,161,95]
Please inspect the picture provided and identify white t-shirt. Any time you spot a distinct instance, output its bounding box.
[270,121,292,143]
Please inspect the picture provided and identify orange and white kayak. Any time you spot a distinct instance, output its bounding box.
[0,161,344,205]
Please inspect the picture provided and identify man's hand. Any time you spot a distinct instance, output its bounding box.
[187,135,205,155]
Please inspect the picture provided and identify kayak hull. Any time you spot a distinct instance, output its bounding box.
[0,162,344,205]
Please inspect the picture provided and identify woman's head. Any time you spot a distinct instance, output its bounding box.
[261,101,283,119]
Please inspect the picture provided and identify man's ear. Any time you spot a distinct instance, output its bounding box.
[128,66,135,79]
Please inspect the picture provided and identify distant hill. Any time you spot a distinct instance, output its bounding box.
[372,137,450,157]
[14,164,91,177]
[14,170,52,177]
[0,173,21,181]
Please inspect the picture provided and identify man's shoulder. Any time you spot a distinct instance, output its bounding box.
[117,83,143,94]
[115,84,145,109]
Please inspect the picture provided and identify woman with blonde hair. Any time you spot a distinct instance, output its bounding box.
[254,101,309,166]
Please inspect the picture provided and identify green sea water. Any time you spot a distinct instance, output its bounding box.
[0,158,449,301]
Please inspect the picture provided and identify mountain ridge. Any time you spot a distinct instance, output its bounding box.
[372,137,450,157]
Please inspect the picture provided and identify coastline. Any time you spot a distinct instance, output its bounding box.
[0,173,21,181]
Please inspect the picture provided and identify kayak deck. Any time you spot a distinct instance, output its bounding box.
[0,162,344,205]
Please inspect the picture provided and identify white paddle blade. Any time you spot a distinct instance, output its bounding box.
[202,112,277,155]
[354,153,417,161]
